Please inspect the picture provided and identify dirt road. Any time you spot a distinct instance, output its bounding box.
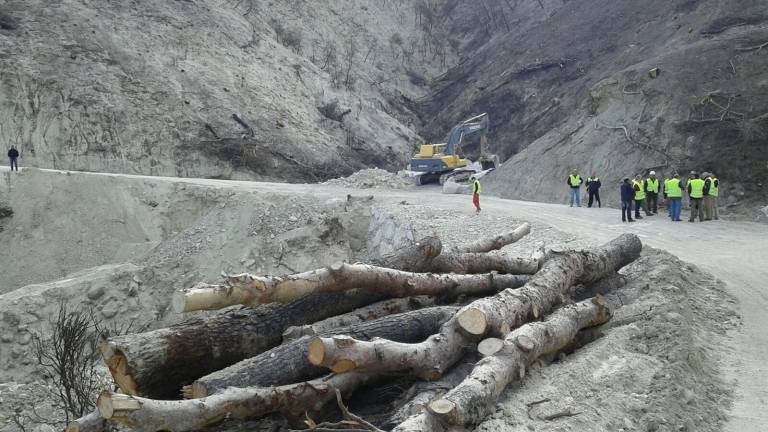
[3,167,766,430]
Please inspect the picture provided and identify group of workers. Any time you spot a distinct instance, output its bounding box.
[567,169,721,223]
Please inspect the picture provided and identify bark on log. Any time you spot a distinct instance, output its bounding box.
[372,236,443,272]
[456,233,640,338]
[65,411,106,432]
[425,297,611,427]
[282,296,436,342]
[452,223,530,253]
[173,263,529,312]
[101,289,388,398]
[308,235,640,381]
[97,372,371,432]
[428,241,545,274]
[190,306,458,398]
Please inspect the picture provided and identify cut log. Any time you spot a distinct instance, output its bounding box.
[456,233,640,337]
[97,372,372,432]
[384,360,474,429]
[372,236,442,272]
[173,263,529,312]
[190,306,458,398]
[65,411,106,432]
[308,235,640,381]
[282,296,436,342]
[101,289,388,398]
[423,297,611,427]
[452,223,530,253]
[428,241,545,275]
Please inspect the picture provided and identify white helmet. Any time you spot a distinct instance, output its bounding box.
[649,171,656,175]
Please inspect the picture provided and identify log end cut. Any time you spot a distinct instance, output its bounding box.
[99,340,138,396]
[308,337,326,366]
[478,338,505,357]
[428,398,460,423]
[457,307,488,337]
[97,391,141,419]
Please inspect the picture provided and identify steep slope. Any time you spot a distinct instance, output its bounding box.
[0,0,453,181]
[418,0,768,212]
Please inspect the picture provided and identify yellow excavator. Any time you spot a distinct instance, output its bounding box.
[409,113,497,185]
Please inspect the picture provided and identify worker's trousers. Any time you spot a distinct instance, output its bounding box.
[588,190,601,208]
[668,198,682,221]
[473,193,480,212]
[569,188,580,207]
[645,192,658,214]
[689,198,704,222]
[703,196,718,220]
[9,157,17,171]
[634,199,647,218]
[622,200,633,221]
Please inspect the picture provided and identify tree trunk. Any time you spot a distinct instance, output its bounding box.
[189,306,458,399]
[452,222,530,253]
[428,241,545,274]
[100,289,388,399]
[422,297,611,427]
[282,296,436,342]
[308,235,640,381]
[97,373,372,432]
[173,263,529,312]
[65,411,107,432]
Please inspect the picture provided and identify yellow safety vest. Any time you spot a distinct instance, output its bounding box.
[473,180,482,194]
[569,175,581,187]
[708,177,719,197]
[664,178,682,198]
[646,178,659,193]
[689,178,705,198]
[632,180,646,200]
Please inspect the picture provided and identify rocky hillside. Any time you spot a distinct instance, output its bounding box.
[2,0,766,211]
[417,0,768,212]
[0,0,454,181]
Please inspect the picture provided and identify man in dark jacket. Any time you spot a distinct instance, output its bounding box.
[586,174,601,208]
[620,178,635,222]
[7,146,19,171]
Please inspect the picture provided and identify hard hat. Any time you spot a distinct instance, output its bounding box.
[649,171,656,175]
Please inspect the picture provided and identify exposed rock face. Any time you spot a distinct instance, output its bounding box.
[0,1,453,181]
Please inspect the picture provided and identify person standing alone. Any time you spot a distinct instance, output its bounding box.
[687,172,706,222]
[567,169,583,207]
[620,178,635,223]
[645,171,660,214]
[586,174,602,208]
[664,173,683,222]
[472,176,482,215]
[7,146,19,171]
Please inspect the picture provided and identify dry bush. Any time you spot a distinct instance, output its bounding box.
[33,301,144,423]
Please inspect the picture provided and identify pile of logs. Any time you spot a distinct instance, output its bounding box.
[68,222,643,432]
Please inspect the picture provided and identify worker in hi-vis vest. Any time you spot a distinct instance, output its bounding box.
[644,171,660,215]
[703,172,720,221]
[687,172,706,222]
[632,174,649,219]
[664,173,683,222]
[566,169,583,207]
[472,176,482,215]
